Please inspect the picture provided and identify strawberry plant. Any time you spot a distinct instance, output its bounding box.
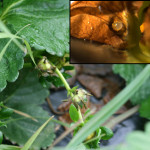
[0,0,113,149]
[1,1,150,150]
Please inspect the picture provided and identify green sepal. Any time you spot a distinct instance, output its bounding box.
[46,72,71,88]
[84,109,91,117]
[63,66,74,71]
[62,72,72,79]
[68,86,78,94]
[46,76,63,88]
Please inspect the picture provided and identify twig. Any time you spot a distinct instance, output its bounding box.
[55,125,61,132]
[1,104,38,122]
[46,97,66,115]
[47,120,81,150]
[48,106,139,149]
[47,108,95,150]
[13,109,38,122]
[103,105,139,129]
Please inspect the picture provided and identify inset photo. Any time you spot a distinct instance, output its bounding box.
[70,1,150,63]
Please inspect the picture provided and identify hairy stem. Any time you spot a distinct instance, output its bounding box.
[54,66,84,124]
[55,67,70,91]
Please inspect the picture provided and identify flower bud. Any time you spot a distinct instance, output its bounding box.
[37,56,54,75]
[72,88,91,109]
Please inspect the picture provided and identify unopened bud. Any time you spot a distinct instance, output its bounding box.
[37,56,54,74]
[72,88,91,109]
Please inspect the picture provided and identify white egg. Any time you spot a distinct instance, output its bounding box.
[112,21,123,32]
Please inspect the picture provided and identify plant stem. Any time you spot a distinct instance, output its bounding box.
[54,66,84,124]
[77,107,84,123]
[55,67,70,91]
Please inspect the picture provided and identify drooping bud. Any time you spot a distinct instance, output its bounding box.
[72,88,92,109]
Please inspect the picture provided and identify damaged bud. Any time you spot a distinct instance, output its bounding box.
[72,88,91,109]
[37,56,55,76]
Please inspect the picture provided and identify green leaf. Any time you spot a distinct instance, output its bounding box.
[100,122,150,150]
[0,121,6,128]
[67,65,150,148]
[1,0,69,56]
[46,72,71,88]
[84,128,101,149]
[0,144,21,150]
[125,122,150,150]
[0,39,24,92]
[113,64,150,104]
[24,39,36,66]
[47,76,64,87]
[139,97,150,119]
[63,66,75,71]
[69,104,79,122]
[100,126,113,140]
[39,76,50,88]
[0,69,55,150]
[0,20,26,53]
[0,107,13,119]
[21,116,54,150]
[69,86,78,94]
[62,72,72,79]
